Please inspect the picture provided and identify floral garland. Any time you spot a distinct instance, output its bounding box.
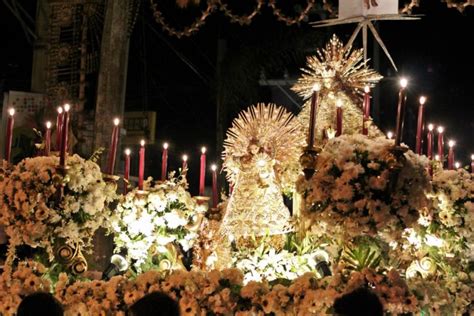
[268,0,316,26]
[297,135,431,242]
[216,0,264,26]
[0,262,419,315]
[0,155,116,266]
[111,176,205,272]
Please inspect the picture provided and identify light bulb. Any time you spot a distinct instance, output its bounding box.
[400,78,408,88]
[419,96,426,105]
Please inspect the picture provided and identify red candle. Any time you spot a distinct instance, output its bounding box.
[45,121,52,156]
[447,140,455,170]
[437,126,444,166]
[182,154,188,172]
[124,148,131,194]
[59,104,70,168]
[199,147,206,196]
[362,86,370,135]
[4,108,15,162]
[308,84,321,148]
[211,164,218,208]
[138,140,145,190]
[106,118,120,175]
[161,142,169,181]
[471,154,474,174]
[395,78,408,146]
[336,99,343,137]
[55,106,63,151]
[416,96,426,155]
[426,124,434,160]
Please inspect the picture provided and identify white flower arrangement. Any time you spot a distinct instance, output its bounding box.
[298,135,431,242]
[0,155,117,264]
[111,176,204,272]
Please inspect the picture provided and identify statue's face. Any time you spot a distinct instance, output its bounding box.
[248,144,259,155]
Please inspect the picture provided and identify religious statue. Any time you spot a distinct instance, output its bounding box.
[219,103,305,249]
[292,35,383,145]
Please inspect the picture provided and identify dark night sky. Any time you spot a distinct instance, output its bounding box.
[0,1,473,190]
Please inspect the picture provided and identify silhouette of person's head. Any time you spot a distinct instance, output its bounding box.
[128,292,180,316]
[17,292,63,316]
[333,287,383,316]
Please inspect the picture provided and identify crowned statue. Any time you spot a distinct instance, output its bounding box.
[219,103,305,250]
[292,35,383,145]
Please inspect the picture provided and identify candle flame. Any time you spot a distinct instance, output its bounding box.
[163,142,169,149]
[400,78,408,88]
[201,147,206,154]
[140,139,145,147]
[257,159,266,167]
[419,96,426,105]
[63,104,71,112]
[8,108,15,116]
[435,154,440,161]
[46,121,52,129]
[454,162,460,169]
[428,124,434,131]
[113,118,120,126]
[182,154,188,162]
[364,85,370,93]
[336,99,343,108]
[387,131,393,139]
[125,148,131,156]
[312,83,321,92]
[471,154,474,161]
[448,140,455,148]
[57,106,63,114]
[437,126,444,133]
[211,164,217,171]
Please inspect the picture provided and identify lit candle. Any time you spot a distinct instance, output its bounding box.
[4,108,15,162]
[454,161,460,169]
[55,106,63,150]
[138,140,145,190]
[395,78,408,146]
[199,147,206,196]
[308,84,321,148]
[161,142,169,181]
[434,154,440,162]
[336,99,343,137]
[416,96,426,155]
[362,86,370,135]
[437,126,444,166]
[447,140,455,170]
[426,124,434,160]
[59,104,70,168]
[182,154,188,172]
[387,131,393,140]
[106,118,120,175]
[124,148,131,194]
[471,154,474,174]
[211,164,218,208]
[45,121,52,156]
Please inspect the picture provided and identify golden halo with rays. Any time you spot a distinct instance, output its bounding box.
[292,34,383,102]
[222,103,305,191]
